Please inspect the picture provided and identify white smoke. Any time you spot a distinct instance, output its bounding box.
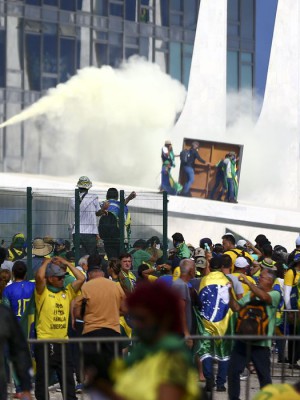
[0,57,186,188]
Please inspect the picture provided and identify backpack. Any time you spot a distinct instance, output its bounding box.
[98,212,120,241]
[236,295,269,336]
[180,149,191,165]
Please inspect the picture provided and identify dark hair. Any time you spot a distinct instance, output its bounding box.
[222,234,236,245]
[106,188,119,200]
[0,247,8,263]
[137,264,149,279]
[262,244,273,258]
[255,234,271,247]
[213,243,224,254]
[119,253,132,261]
[108,258,121,275]
[148,236,160,247]
[12,261,27,280]
[127,281,183,335]
[88,254,102,268]
[210,257,223,270]
[221,254,232,269]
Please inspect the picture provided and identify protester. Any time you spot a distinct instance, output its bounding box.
[209,156,227,201]
[70,176,101,257]
[86,281,201,400]
[223,152,239,203]
[161,140,176,168]
[232,257,256,295]
[222,233,254,269]
[288,236,300,265]
[119,253,136,292]
[161,160,182,195]
[221,254,244,300]
[0,247,13,271]
[228,269,281,400]
[173,259,196,348]
[32,238,53,275]
[74,255,126,365]
[172,232,191,260]
[34,257,85,400]
[195,257,233,393]
[0,304,33,400]
[146,236,163,265]
[8,233,26,261]
[180,141,210,197]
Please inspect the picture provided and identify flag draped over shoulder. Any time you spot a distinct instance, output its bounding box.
[194,271,234,361]
[20,294,36,339]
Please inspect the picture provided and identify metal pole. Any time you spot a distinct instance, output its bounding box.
[163,191,168,262]
[61,343,67,399]
[74,189,80,266]
[26,187,33,280]
[119,190,125,254]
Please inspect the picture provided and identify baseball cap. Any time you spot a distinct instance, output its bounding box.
[200,238,212,249]
[164,140,172,145]
[45,263,66,278]
[194,247,205,258]
[172,233,184,242]
[234,257,249,269]
[296,236,300,246]
[237,240,247,249]
[55,238,66,246]
[195,257,206,269]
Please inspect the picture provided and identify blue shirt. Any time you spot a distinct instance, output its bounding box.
[2,281,35,319]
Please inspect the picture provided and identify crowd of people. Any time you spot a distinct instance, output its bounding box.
[0,177,300,400]
[161,140,239,202]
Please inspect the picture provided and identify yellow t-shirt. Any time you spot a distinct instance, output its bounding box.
[232,273,256,296]
[253,383,300,400]
[224,249,254,271]
[147,275,158,282]
[284,269,300,286]
[35,284,77,339]
[173,266,180,281]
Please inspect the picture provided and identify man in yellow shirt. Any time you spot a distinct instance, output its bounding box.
[34,257,85,400]
[222,233,254,271]
[232,257,256,296]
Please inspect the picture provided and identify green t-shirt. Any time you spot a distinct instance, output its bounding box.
[238,290,280,347]
[132,249,151,269]
[177,243,191,259]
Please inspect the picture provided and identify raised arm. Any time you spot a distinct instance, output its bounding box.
[238,274,272,304]
[35,258,51,295]
[52,256,85,293]
[125,191,136,205]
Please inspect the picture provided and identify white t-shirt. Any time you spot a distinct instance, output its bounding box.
[70,193,100,234]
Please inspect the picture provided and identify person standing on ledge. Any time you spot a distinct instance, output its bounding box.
[180,141,210,197]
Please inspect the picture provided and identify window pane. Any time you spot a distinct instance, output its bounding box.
[110,3,123,17]
[43,33,58,73]
[170,0,183,12]
[44,0,58,6]
[94,0,108,15]
[241,52,252,63]
[125,0,136,21]
[227,50,238,91]
[109,45,123,66]
[140,37,150,58]
[160,0,169,26]
[184,0,198,29]
[125,47,138,59]
[0,31,5,87]
[228,23,238,36]
[241,64,252,89]
[241,0,254,38]
[183,44,193,88]
[25,0,41,5]
[228,0,238,21]
[60,38,75,83]
[60,0,76,10]
[169,42,181,81]
[42,76,57,90]
[95,43,108,66]
[25,34,41,91]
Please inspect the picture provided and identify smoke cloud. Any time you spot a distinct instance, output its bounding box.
[0,57,186,188]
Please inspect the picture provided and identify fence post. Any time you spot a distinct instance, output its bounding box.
[163,191,168,261]
[74,189,80,265]
[26,187,33,280]
[119,190,125,254]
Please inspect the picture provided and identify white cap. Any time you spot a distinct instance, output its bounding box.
[234,257,249,269]
[237,240,247,248]
[296,236,300,246]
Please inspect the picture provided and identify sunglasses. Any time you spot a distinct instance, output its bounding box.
[55,276,65,280]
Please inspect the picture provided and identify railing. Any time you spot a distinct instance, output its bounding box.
[5,330,299,400]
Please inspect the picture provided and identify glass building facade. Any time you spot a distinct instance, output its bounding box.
[0,0,256,173]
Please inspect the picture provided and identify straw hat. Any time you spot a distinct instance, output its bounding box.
[32,238,53,257]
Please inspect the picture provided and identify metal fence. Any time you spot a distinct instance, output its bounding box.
[0,187,168,276]
[5,332,298,400]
